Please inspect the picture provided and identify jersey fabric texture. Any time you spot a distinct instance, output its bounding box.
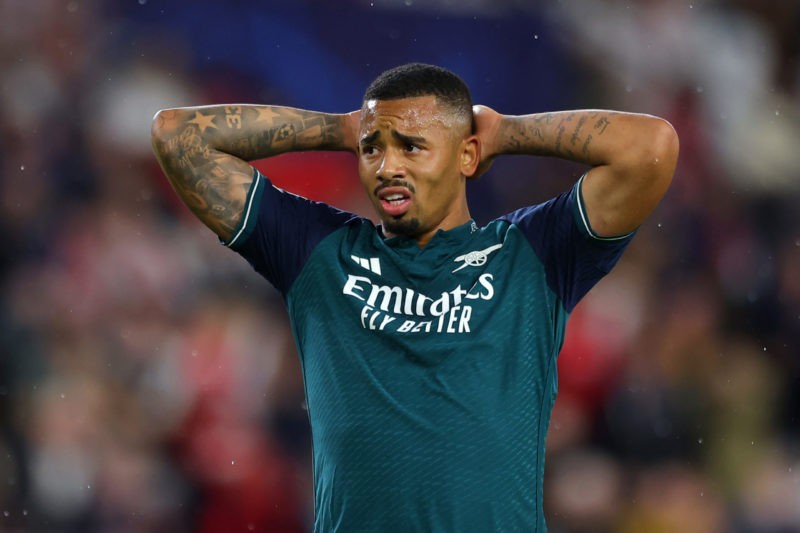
[225,170,633,532]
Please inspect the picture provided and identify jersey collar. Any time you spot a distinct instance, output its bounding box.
[378,219,478,249]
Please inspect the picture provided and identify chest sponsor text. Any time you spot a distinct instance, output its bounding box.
[341,273,495,334]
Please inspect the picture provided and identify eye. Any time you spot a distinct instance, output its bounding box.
[404,143,421,154]
[361,145,378,156]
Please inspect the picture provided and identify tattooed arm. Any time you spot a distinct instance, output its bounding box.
[473,106,679,236]
[151,105,359,241]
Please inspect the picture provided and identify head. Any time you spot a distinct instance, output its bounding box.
[358,63,479,245]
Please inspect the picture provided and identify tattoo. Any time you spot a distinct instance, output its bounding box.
[153,105,348,240]
[582,134,593,156]
[498,110,624,163]
[266,122,297,154]
[254,106,281,123]
[594,116,611,135]
[154,116,252,239]
[570,116,587,145]
[554,124,566,154]
[225,106,242,129]
[248,107,345,155]
[502,117,547,153]
[236,137,253,153]
[187,110,217,133]
[295,114,343,146]
[175,128,209,169]
[504,133,523,152]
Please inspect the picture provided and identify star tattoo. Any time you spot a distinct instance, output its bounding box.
[255,107,281,123]
[188,111,217,133]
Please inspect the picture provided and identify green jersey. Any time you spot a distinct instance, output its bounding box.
[226,170,632,532]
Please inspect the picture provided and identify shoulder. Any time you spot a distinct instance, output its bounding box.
[497,175,634,247]
[225,170,363,251]
[224,170,367,297]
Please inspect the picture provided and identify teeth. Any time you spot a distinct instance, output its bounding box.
[385,194,404,201]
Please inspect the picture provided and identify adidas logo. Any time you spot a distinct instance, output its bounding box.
[351,255,382,275]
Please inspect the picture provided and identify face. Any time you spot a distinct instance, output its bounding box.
[357,95,478,246]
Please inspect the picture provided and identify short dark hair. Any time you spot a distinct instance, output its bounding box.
[363,63,474,130]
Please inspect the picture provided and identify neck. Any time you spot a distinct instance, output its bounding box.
[384,207,472,248]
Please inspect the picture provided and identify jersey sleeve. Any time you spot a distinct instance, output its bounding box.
[500,174,635,312]
[222,169,360,297]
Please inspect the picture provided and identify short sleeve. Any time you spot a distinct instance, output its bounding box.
[499,174,635,312]
[223,169,360,297]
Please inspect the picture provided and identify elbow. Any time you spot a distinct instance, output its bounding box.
[628,117,679,190]
[151,107,194,149]
[151,108,176,146]
[150,108,190,167]
[651,118,680,171]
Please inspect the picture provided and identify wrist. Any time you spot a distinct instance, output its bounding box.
[340,111,361,153]
[501,114,551,156]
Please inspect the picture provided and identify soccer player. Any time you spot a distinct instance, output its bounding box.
[151,63,678,532]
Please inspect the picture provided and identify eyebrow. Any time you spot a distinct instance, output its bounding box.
[359,130,427,147]
[359,131,380,146]
[392,130,426,145]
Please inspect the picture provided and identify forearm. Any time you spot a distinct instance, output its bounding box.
[488,109,678,236]
[496,110,669,169]
[150,104,354,241]
[152,104,354,162]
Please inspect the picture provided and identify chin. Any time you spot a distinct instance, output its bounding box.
[383,217,421,237]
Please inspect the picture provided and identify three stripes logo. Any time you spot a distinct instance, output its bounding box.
[351,255,382,275]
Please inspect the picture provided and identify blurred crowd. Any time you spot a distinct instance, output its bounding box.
[1,1,798,532]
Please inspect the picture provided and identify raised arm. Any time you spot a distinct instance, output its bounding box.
[151,105,359,241]
[474,106,679,236]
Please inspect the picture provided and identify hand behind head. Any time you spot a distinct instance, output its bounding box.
[470,105,502,180]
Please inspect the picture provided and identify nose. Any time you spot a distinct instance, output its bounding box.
[376,147,405,181]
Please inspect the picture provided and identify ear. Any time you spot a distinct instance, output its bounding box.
[459,135,480,179]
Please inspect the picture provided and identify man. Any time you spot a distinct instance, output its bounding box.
[152,63,678,531]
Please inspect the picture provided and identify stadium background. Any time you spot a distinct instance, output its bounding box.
[1,1,798,531]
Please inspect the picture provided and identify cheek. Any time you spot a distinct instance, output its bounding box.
[358,165,384,210]
[357,162,373,189]
[424,159,461,193]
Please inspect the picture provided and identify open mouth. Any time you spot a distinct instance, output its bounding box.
[384,193,407,205]
[377,187,413,217]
